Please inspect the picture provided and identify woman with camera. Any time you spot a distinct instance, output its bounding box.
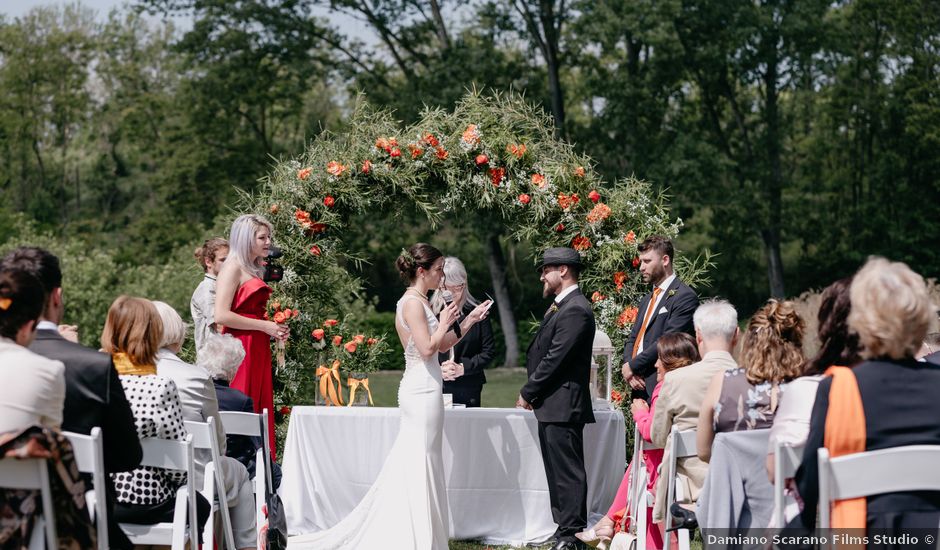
[215,214,288,456]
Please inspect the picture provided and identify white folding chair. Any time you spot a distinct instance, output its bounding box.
[119,434,199,550]
[663,426,696,550]
[185,417,236,550]
[219,408,272,543]
[628,422,663,550]
[773,441,804,528]
[63,428,108,550]
[818,444,940,546]
[0,456,57,550]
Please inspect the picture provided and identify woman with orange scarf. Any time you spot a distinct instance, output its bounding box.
[794,258,940,533]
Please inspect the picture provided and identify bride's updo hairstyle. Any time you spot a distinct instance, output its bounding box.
[396,243,443,284]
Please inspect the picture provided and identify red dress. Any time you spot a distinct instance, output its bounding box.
[222,277,276,458]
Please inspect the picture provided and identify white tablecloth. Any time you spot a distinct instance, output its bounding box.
[280,406,626,544]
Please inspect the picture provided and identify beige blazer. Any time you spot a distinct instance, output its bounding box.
[650,350,736,522]
[0,337,65,434]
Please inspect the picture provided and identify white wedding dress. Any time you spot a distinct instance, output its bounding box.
[288,296,450,549]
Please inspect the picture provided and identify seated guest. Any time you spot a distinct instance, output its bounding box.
[3,246,142,549]
[432,256,496,407]
[765,277,861,526]
[577,333,700,549]
[154,301,258,549]
[697,300,804,463]
[200,331,282,489]
[0,268,65,433]
[650,299,739,525]
[191,237,228,354]
[100,296,210,534]
[795,258,940,532]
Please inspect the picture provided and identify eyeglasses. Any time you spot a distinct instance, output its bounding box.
[444,283,465,292]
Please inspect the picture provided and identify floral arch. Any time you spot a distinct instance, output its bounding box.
[239,90,711,418]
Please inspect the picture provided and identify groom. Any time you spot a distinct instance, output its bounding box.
[518,247,596,550]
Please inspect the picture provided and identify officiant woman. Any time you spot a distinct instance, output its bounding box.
[431,256,495,407]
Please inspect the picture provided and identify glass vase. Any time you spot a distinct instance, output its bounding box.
[348,372,371,406]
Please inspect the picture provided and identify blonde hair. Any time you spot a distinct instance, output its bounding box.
[100,296,162,366]
[740,300,804,385]
[849,257,935,360]
[152,300,187,350]
[227,214,273,278]
[197,332,245,381]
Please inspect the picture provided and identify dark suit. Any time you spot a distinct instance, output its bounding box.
[214,379,282,489]
[30,328,142,550]
[521,287,596,543]
[622,276,698,400]
[793,359,940,533]
[438,302,496,407]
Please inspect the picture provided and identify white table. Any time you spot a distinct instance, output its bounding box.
[280,406,626,545]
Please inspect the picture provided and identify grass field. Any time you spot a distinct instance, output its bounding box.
[366,367,533,408]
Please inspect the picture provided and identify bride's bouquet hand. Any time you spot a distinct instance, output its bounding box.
[466,300,493,324]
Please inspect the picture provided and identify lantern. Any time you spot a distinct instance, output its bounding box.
[591,329,616,409]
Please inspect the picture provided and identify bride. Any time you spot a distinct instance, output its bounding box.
[288,243,492,549]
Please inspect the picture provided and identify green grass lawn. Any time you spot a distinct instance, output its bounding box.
[366,366,532,408]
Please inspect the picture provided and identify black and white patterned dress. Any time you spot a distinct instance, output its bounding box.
[112,374,188,505]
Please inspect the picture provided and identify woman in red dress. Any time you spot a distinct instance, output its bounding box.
[215,214,288,457]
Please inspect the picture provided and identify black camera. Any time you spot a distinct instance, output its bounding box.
[263,245,284,283]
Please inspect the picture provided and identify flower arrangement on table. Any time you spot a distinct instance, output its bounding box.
[310,318,389,406]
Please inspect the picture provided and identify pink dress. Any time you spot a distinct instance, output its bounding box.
[222,277,276,458]
[607,381,665,549]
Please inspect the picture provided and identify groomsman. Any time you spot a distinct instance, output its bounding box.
[621,235,698,401]
[518,247,596,550]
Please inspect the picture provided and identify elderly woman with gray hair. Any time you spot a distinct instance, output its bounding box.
[200,331,282,489]
[431,256,496,407]
[153,301,258,550]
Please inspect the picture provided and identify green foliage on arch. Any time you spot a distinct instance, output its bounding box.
[239,90,713,410]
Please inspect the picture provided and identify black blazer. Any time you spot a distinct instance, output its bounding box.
[622,277,698,391]
[30,328,142,550]
[521,288,596,424]
[439,302,496,390]
[794,359,940,530]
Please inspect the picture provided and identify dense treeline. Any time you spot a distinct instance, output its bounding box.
[2,0,938,357]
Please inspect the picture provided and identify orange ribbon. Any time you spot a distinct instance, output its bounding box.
[316,360,345,406]
[347,376,374,406]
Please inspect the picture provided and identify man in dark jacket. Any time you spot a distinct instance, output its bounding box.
[518,247,596,550]
[3,247,141,550]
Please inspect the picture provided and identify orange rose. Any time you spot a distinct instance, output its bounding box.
[462,124,481,146]
[506,143,526,159]
[435,147,448,160]
[361,159,372,174]
[531,173,546,187]
[323,196,335,208]
[591,291,605,303]
[574,166,585,178]
[555,223,566,232]
[588,190,601,203]
[475,154,489,166]
[270,203,280,214]
[297,167,312,180]
[273,311,286,324]
[518,193,531,205]
[625,230,636,243]
[332,335,343,346]
[586,203,612,224]
[614,271,627,290]
[283,308,293,318]
[311,329,325,340]
[326,161,348,177]
[367,337,378,345]
[489,167,505,186]
[345,341,358,353]
[572,235,592,251]
[632,256,640,268]
[354,334,366,344]
[324,319,339,327]
[390,147,401,158]
[272,301,281,310]
[375,137,389,150]
[424,133,439,147]
[409,144,423,159]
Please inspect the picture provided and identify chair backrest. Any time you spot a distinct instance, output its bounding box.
[0,457,57,549]
[663,426,696,550]
[818,445,940,529]
[136,434,198,550]
[218,408,273,491]
[773,441,804,528]
[63,428,108,550]
[184,417,219,454]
